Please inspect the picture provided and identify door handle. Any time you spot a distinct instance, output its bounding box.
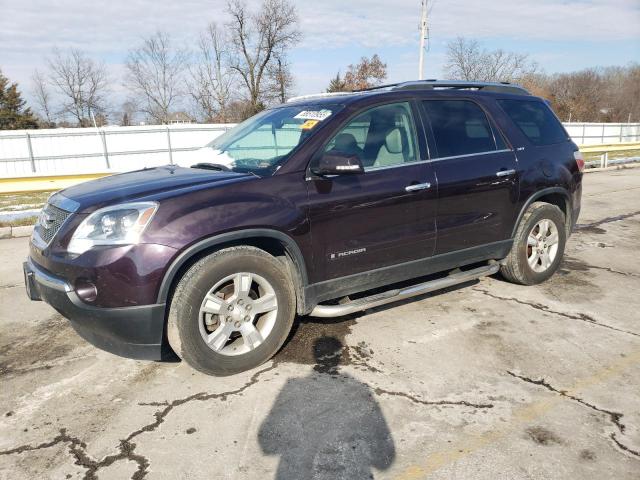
[405,182,431,192]
[496,169,516,177]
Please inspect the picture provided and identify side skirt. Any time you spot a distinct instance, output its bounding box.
[302,239,512,312]
[309,262,500,318]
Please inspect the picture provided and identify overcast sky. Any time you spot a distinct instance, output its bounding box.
[1,0,639,112]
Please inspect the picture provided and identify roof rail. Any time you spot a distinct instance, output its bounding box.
[356,80,530,96]
[286,91,358,103]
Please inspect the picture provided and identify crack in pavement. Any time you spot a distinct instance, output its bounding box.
[0,359,497,480]
[125,364,277,443]
[0,428,148,480]
[507,371,639,459]
[564,255,640,279]
[576,263,640,278]
[576,210,640,229]
[507,372,625,432]
[0,283,20,290]
[0,364,277,479]
[610,433,640,458]
[473,288,640,339]
[373,387,494,409]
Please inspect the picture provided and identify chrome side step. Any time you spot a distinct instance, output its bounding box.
[309,262,500,318]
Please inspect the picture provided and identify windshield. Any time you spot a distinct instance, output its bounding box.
[201,104,343,176]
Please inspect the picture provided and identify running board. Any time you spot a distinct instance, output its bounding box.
[309,262,500,318]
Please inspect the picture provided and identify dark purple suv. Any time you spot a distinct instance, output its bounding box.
[23,81,583,375]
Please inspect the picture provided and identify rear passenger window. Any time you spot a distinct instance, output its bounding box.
[423,100,501,158]
[498,100,568,146]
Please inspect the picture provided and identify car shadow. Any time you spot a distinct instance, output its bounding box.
[258,336,396,479]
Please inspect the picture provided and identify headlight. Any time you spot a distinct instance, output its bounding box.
[68,202,158,255]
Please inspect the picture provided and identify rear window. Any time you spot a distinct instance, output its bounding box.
[498,100,567,146]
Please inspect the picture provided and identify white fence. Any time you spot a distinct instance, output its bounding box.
[563,122,640,145]
[0,124,234,178]
[1,122,639,179]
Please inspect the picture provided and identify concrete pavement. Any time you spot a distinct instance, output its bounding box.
[0,168,639,479]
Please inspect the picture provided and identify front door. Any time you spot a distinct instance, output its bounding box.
[420,98,519,255]
[306,101,437,283]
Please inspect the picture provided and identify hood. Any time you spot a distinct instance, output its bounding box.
[54,165,251,213]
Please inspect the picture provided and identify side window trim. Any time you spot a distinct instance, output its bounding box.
[419,97,513,161]
[426,149,513,163]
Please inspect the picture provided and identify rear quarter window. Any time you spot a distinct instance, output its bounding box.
[498,99,568,146]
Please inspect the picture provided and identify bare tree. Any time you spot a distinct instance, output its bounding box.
[343,54,387,91]
[266,52,294,103]
[549,69,605,122]
[188,23,236,122]
[326,55,387,92]
[444,37,537,83]
[326,72,347,93]
[504,64,640,122]
[125,32,189,124]
[117,100,138,126]
[226,0,301,116]
[31,69,55,127]
[47,48,109,126]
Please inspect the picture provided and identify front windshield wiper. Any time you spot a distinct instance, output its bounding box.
[191,162,231,172]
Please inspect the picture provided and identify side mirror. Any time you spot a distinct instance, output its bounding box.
[313,152,364,176]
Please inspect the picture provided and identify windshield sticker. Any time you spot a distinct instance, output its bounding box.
[294,109,333,121]
[300,119,320,130]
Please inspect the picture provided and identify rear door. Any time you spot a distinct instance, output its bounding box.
[306,101,437,282]
[420,98,519,255]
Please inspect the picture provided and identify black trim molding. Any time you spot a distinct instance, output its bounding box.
[303,239,512,311]
[157,229,308,303]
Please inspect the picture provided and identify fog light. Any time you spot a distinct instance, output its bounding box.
[75,279,98,302]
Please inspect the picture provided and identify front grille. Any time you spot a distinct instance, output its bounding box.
[34,203,72,245]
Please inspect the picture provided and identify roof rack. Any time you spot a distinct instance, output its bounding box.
[286,91,359,103]
[356,80,530,96]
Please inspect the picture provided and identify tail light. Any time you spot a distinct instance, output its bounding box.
[574,150,585,172]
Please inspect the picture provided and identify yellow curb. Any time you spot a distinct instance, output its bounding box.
[0,173,113,194]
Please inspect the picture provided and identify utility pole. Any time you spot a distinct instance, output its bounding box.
[418,0,428,80]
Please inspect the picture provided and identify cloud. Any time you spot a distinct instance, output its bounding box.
[295,0,640,48]
[2,0,638,60]
[1,0,638,106]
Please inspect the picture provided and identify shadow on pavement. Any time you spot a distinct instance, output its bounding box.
[258,336,396,480]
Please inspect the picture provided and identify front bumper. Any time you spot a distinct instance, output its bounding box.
[24,258,170,360]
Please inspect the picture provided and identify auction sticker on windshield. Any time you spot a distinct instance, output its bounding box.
[300,119,320,130]
[294,109,333,121]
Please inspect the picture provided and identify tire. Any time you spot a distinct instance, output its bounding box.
[167,246,296,376]
[501,202,566,285]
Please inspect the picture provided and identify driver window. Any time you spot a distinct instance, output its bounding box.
[324,102,418,170]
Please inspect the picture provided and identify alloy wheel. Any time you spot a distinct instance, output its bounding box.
[526,219,560,273]
[198,272,278,356]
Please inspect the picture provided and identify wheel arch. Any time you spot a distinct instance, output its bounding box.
[157,229,309,310]
[512,187,572,238]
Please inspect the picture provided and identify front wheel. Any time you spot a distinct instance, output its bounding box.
[501,202,566,285]
[167,246,296,376]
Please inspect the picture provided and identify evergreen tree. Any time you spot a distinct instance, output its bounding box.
[0,70,38,130]
[326,72,348,92]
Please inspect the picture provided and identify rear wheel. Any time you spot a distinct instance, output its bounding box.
[501,202,566,285]
[167,246,296,376]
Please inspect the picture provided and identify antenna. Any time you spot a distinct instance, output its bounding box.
[418,0,429,80]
